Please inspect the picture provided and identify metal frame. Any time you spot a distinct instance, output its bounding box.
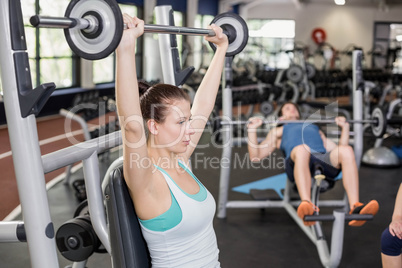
[217,50,365,268]
[0,1,58,266]
[274,69,300,104]
[155,5,195,86]
[59,108,92,184]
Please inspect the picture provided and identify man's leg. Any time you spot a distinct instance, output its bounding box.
[291,144,312,202]
[329,145,359,209]
[291,145,319,226]
[330,145,379,226]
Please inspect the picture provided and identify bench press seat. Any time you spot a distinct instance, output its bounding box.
[104,164,151,268]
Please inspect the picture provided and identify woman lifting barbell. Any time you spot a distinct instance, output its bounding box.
[115,14,228,267]
[247,101,379,226]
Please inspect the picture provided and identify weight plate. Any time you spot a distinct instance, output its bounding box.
[73,200,89,218]
[56,216,99,261]
[209,13,249,57]
[286,64,303,83]
[371,106,386,138]
[260,101,274,116]
[305,63,316,79]
[64,0,124,60]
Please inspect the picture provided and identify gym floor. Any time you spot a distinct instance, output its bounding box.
[0,115,401,268]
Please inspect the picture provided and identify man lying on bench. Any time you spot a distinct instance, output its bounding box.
[247,101,379,226]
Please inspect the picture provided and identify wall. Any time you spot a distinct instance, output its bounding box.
[238,3,402,69]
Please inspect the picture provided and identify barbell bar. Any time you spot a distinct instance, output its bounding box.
[216,107,402,138]
[29,0,249,60]
[220,118,377,126]
[30,16,217,37]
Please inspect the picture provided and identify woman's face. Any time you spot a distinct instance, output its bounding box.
[280,103,300,120]
[154,99,194,153]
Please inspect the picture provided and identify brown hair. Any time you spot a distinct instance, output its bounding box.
[277,101,301,119]
[138,81,191,124]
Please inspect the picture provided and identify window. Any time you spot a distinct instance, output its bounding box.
[373,22,402,72]
[391,24,402,73]
[22,0,74,89]
[246,19,295,69]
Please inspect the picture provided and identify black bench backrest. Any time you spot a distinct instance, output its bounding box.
[104,165,151,267]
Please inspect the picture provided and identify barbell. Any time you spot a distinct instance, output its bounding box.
[29,0,249,60]
[214,107,402,138]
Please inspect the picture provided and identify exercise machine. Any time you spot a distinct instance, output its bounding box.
[215,50,373,268]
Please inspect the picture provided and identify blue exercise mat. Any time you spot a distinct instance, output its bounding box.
[232,173,288,199]
[232,172,343,200]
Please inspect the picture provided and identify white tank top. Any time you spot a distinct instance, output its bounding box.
[139,162,221,268]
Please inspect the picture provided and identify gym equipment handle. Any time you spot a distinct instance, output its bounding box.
[30,15,216,36]
[30,15,88,29]
[304,214,373,222]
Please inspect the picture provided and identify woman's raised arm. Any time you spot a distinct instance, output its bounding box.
[115,14,152,197]
[185,24,229,157]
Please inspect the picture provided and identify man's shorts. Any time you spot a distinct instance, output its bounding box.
[284,151,341,182]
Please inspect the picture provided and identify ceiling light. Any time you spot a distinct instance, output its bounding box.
[334,0,345,5]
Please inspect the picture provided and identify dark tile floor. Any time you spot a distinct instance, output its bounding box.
[0,134,401,268]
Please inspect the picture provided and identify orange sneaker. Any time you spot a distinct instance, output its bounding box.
[297,200,319,226]
[348,200,379,227]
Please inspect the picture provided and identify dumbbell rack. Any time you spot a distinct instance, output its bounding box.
[362,97,401,167]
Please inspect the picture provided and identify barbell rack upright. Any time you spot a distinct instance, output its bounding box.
[0,1,59,267]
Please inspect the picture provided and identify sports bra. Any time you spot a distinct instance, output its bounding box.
[138,161,207,231]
